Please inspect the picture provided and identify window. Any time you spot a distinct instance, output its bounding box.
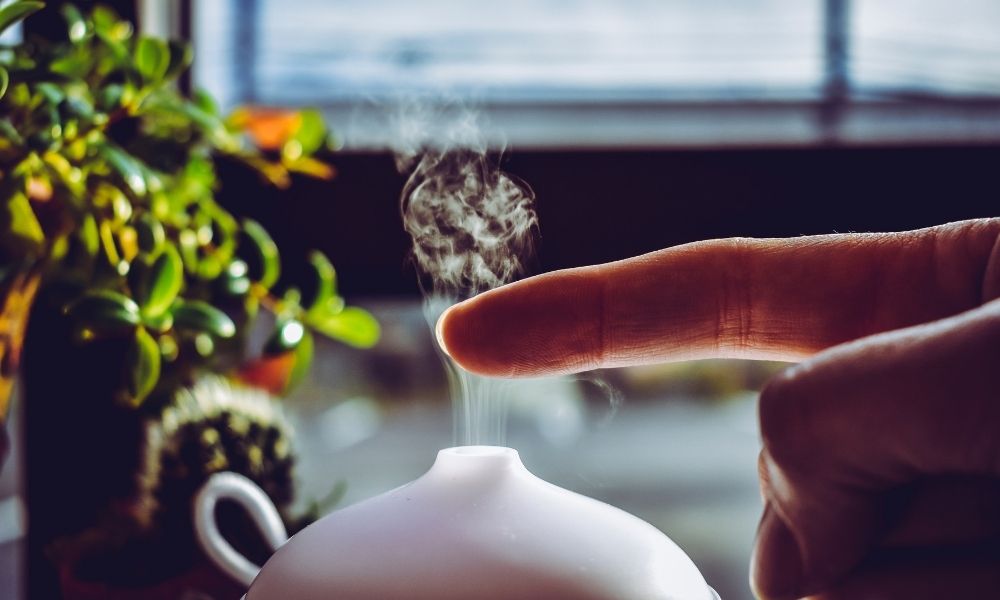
[853,0,1000,98]
[191,0,1000,148]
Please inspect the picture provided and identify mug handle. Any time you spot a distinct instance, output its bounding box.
[193,471,289,588]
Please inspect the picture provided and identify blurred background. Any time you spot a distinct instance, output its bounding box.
[2,1,999,599]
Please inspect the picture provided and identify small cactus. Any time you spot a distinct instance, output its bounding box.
[146,376,296,568]
[55,376,298,585]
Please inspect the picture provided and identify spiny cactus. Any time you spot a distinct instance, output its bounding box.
[146,376,296,567]
[57,376,298,585]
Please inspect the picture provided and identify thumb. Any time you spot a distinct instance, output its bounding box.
[751,299,1000,599]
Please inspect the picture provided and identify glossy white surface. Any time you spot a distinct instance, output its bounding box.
[245,446,716,600]
[195,472,288,586]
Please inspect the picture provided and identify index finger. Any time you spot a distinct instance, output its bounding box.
[437,219,1000,377]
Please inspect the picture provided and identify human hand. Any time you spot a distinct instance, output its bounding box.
[436,218,1000,599]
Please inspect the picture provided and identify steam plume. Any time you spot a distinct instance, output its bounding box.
[402,149,537,298]
[397,108,538,445]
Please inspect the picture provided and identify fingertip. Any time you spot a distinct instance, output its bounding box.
[435,305,453,358]
[435,297,504,376]
[433,269,607,378]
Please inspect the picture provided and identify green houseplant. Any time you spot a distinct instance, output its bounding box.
[0,2,379,596]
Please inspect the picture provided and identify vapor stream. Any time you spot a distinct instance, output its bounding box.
[396,106,619,448]
[396,105,538,446]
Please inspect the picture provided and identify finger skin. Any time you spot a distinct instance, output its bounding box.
[813,541,1000,600]
[879,476,1000,548]
[752,299,1000,599]
[440,219,1000,377]
[751,477,1000,600]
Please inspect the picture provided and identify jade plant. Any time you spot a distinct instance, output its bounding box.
[0,0,379,413]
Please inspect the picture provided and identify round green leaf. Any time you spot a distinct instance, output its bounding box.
[50,51,92,79]
[67,289,141,339]
[95,26,130,62]
[195,254,223,280]
[79,214,100,257]
[135,213,165,254]
[141,244,183,318]
[0,67,8,102]
[292,109,327,155]
[171,299,236,339]
[165,40,193,79]
[177,228,199,272]
[264,319,306,355]
[91,6,119,34]
[98,220,123,270]
[307,306,380,349]
[99,143,147,196]
[0,1,44,36]
[62,5,88,42]
[158,334,179,362]
[238,219,280,289]
[36,82,65,105]
[97,84,125,112]
[111,191,133,224]
[301,250,337,315]
[193,89,219,116]
[134,36,170,83]
[216,259,251,297]
[126,327,161,407]
[143,311,173,334]
[225,276,251,296]
[194,332,214,357]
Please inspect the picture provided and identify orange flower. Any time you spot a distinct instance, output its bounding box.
[236,352,296,396]
[234,107,302,151]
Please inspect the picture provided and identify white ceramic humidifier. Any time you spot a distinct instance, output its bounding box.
[196,446,720,599]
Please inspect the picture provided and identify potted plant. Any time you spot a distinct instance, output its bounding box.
[0,2,379,596]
